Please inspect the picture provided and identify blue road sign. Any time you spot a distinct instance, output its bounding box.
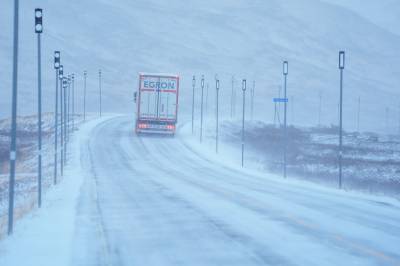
[273,98,288,103]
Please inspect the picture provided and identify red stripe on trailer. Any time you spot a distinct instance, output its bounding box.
[140,117,176,121]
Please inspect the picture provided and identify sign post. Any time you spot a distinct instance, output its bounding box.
[241,79,246,167]
[35,8,43,207]
[283,61,288,178]
[338,51,345,189]
[53,51,60,185]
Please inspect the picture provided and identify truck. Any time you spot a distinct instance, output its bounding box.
[135,73,179,135]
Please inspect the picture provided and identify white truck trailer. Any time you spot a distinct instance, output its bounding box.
[135,73,179,135]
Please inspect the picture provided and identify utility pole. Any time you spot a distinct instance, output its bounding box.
[84,71,87,121]
[200,75,204,142]
[192,75,195,134]
[338,51,345,189]
[53,51,60,185]
[216,78,220,153]
[283,61,288,178]
[241,79,247,167]
[35,8,43,208]
[8,0,20,235]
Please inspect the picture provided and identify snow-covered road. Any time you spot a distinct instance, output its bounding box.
[1,115,400,266]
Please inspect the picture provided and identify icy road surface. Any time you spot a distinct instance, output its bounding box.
[2,115,400,266]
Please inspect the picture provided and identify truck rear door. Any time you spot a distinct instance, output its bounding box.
[138,75,178,121]
[158,76,178,121]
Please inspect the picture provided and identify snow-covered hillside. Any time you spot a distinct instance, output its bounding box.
[1,0,399,133]
[321,0,400,36]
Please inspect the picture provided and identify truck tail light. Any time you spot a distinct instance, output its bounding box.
[167,125,175,130]
[138,123,148,129]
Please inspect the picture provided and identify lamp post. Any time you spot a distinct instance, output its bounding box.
[192,75,195,134]
[8,0,20,235]
[200,75,204,143]
[241,79,246,167]
[338,51,345,189]
[53,51,60,185]
[283,61,288,178]
[216,78,220,153]
[84,71,87,121]
[35,8,43,207]
[99,69,102,117]
[59,65,64,175]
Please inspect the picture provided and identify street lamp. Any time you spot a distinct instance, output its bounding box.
[53,51,60,185]
[338,51,345,189]
[241,79,246,167]
[283,61,288,178]
[35,8,43,208]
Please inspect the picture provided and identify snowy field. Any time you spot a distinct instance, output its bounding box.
[0,115,399,266]
[210,120,400,197]
[0,114,88,235]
